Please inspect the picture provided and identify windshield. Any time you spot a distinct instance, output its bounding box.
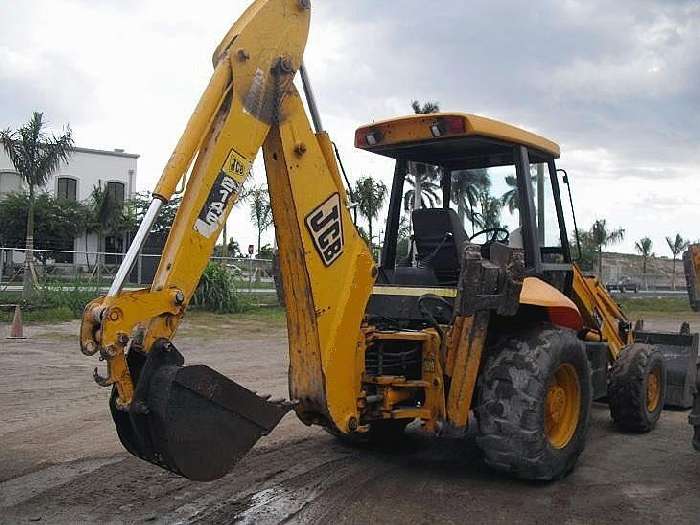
[400,162,520,242]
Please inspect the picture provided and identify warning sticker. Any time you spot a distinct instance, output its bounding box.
[194,149,251,239]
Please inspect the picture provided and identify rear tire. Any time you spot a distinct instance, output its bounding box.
[608,343,666,432]
[476,324,592,480]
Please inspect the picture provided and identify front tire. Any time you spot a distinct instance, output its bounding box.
[476,324,592,480]
[608,343,666,432]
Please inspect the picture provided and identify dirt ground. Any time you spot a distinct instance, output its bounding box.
[1,312,699,524]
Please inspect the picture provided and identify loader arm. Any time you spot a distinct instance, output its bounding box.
[570,263,632,358]
[79,0,375,480]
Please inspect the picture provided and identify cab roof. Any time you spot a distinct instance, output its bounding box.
[354,113,560,170]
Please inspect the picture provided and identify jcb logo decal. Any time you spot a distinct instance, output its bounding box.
[194,149,250,239]
[305,193,344,267]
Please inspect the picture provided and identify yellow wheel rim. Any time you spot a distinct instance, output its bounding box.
[545,363,581,449]
[647,366,661,412]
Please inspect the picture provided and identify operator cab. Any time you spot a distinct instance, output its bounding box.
[354,113,573,324]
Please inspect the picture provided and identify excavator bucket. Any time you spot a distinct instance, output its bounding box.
[635,327,699,409]
[110,340,290,481]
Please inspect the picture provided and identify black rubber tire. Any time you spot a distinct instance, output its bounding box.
[476,324,592,480]
[608,343,666,433]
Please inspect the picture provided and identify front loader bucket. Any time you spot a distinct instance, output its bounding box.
[635,328,699,409]
[110,340,290,481]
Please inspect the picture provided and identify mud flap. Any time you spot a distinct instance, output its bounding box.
[635,329,699,409]
[110,340,290,481]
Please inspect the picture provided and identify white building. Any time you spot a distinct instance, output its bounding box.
[0,146,138,267]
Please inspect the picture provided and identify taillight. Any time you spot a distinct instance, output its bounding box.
[355,127,382,148]
[430,116,466,137]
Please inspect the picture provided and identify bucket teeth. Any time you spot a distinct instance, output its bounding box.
[93,367,113,387]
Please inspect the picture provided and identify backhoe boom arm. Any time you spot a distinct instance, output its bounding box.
[80,0,375,480]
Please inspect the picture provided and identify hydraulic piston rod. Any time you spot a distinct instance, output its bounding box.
[107,199,163,297]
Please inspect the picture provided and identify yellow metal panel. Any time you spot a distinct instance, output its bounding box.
[446,312,488,428]
[266,88,376,432]
[356,112,560,157]
[85,0,313,407]
[520,276,583,330]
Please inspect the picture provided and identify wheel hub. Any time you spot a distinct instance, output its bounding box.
[545,363,581,449]
[647,366,661,412]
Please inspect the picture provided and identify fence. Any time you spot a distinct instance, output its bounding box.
[0,247,275,293]
[602,263,688,292]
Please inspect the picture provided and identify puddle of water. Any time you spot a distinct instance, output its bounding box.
[234,486,319,525]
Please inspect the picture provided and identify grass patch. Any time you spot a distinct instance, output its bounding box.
[238,306,286,323]
[0,280,100,323]
[618,297,692,316]
[0,305,75,323]
[186,306,286,325]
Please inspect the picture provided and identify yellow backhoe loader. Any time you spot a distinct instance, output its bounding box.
[80,0,698,481]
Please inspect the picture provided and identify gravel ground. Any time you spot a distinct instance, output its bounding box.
[1,312,699,524]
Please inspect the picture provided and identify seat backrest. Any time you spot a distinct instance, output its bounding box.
[412,208,469,284]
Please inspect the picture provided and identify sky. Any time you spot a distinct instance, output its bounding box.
[1,0,699,256]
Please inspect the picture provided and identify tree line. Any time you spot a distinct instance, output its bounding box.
[0,112,277,300]
[2,110,692,298]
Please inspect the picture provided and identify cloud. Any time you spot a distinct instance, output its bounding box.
[1,0,698,253]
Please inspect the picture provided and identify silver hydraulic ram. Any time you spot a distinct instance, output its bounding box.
[107,198,163,297]
[299,63,324,133]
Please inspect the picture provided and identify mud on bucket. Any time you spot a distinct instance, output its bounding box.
[110,340,290,481]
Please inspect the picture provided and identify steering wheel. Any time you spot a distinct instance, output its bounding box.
[469,227,509,245]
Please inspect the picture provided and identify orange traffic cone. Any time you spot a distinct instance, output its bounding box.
[7,305,25,339]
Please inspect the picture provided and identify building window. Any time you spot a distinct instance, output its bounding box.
[106,181,125,205]
[0,171,22,196]
[57,177,77,201]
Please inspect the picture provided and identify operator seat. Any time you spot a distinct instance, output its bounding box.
[412,208,469,285]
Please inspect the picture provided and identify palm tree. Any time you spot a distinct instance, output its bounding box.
[501,175,519,214]
[409,101,440,216]
[634,237,654,290]
[590,220,625,279]
[353,176,388,251]
[500,172,539,215]
[451,169,490,233]
[478,191,502,229]
[87,185,126,277]
[0,112,73,297]
[411,100,440,114]
[403,174,441,210]
[245,184,273,254]
[665,233,689,290]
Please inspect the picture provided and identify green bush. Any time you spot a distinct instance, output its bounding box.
[192,262,250,313]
